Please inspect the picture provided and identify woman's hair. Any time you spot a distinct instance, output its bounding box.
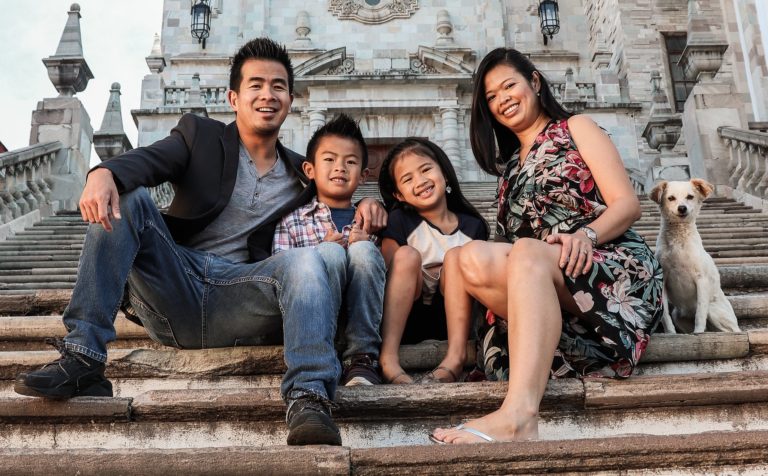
[378,138,489,235]
[470,47,573,176]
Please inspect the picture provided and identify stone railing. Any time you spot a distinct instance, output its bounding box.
[164,86,228,106]
[550,82,597,102]
[719,126,768,199]
[626,168,646,195]
[0,141,61,225]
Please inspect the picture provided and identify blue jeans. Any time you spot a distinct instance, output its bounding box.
[61,188,379,402]
[315,240,385,361]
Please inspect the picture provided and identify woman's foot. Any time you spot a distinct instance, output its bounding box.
[430,407,539,444]
[387,371,415,384]
[419,355,465,383]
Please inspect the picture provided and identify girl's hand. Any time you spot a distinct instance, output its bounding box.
[545,232,593,278]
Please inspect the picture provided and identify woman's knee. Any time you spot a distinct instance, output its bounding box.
[456,241,496,288]
[508,238,558,278]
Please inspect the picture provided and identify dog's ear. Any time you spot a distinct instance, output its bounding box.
[650,181,667,204]
[691,178,714,198]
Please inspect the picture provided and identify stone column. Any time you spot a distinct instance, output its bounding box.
[308,109,327,133]
[440,106,463,179]
[93,83,133,161]
[31,3,94,211]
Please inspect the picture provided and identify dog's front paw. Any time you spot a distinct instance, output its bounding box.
[693,326,706,334]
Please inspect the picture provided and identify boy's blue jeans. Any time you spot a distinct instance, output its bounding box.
[61,188,383,402]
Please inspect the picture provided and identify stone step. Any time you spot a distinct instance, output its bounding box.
[0,275,78,284]
[2,372,768,451]
[4,431,766,475]
[0,261,79,271]
[1,330,765,382]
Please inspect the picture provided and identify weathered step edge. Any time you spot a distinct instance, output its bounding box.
[1,331,766,381]
[3,370,768,424]
[0,430,767,476]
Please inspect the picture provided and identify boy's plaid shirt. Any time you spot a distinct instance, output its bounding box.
[272,197,377,254]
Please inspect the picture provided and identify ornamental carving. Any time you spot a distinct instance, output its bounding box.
[328,0,418,25]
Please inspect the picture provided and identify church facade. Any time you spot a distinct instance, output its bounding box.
[132,0,768,204]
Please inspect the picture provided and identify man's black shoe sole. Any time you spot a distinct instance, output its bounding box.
[13,374,114,399]
[287,414,342,446]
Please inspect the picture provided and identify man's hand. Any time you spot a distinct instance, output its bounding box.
[79,168,121,232]
[355,198,387,234]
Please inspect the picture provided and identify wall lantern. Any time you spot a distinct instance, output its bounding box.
[191,0,212,49]
[538,0,560,45]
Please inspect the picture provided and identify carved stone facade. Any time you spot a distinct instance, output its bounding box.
[132,0,767,191]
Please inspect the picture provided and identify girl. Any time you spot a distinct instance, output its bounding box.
[377,138,489,385]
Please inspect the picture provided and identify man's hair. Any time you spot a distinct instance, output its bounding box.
[229,37,294,93]
[306,114,369,169]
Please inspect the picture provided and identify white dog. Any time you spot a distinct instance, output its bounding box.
[650,179,740,334]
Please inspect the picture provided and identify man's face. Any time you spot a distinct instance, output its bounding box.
[228,58,293,136]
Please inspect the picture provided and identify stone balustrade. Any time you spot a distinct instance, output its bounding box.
[164,86,228,106]
[550,82,597,102]
[626,168,646,195]
[0,142,61,225]
[719,127,768,199]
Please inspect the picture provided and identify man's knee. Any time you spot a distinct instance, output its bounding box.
[315,242,347,271]
[118,187,154,212]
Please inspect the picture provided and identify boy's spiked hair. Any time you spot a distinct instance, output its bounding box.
[230,37,294,93]
[306,114,369,169]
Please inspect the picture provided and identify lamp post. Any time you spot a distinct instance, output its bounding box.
[191,0,211,49]
[538,0,560,45]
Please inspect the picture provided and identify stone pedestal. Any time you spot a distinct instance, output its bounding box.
[682,82,743,184]
[29,97,93,210]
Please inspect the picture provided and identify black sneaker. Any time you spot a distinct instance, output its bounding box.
[286,394,342,446]
[340,354,382,386]
[14,338,113,399]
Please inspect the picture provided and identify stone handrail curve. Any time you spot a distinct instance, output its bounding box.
[0,141,62,224]
[718,126,768,198]
[626,167,645,195]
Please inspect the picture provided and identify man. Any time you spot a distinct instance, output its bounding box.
[14,38,385,446]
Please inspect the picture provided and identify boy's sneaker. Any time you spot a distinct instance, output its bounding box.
[340,353,382,386]
[286,394,342,446]
[14,338,113,399]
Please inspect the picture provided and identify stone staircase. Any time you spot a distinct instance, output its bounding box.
[1,185,768,474]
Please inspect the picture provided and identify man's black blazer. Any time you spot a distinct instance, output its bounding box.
[95,113,314,262]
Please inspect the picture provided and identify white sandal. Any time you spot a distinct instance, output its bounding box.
[429,423,496,444]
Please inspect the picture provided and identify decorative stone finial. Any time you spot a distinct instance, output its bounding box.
[42,4,93,96]
[94,81,133,161]
[146,33,166,73]
[182,73,208,117]
[293,11,313,48]
[435,10,454,47]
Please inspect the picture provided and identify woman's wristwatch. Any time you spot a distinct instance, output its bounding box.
[580,226,598,247]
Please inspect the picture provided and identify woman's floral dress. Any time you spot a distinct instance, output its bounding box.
[477,119,664,380]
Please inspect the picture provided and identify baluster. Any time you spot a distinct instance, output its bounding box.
[37,178,52,200]
[13,190,29,216]
[737,142,755,192]
[755,146,768,197]
[0,192,12,224]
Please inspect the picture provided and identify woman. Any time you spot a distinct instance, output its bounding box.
[430,48,663,444]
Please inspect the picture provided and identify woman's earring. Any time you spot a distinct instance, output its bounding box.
[446,185,452,194]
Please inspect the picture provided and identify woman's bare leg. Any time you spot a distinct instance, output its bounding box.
[432,238,578,443]
[379,246,423,384]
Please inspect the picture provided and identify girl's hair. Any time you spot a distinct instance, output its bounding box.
[378,138,489,235]
[470,47,573,176]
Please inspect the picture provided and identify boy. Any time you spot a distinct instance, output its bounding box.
[273,114,385,386]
